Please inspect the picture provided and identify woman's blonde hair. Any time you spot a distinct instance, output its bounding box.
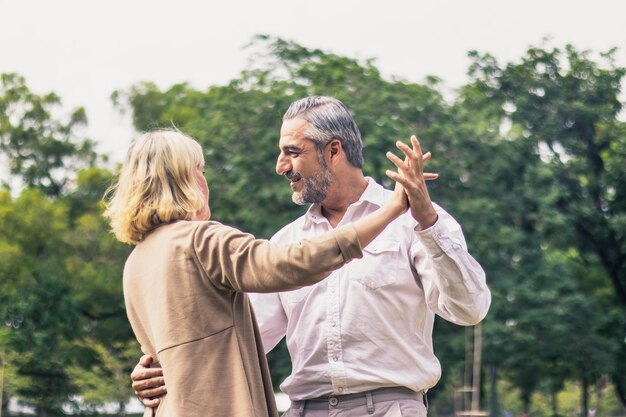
[104,129,206,244]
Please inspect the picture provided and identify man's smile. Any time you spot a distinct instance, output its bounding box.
[285,171,302,185]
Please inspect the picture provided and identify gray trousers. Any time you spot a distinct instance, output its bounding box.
[282,387,428,417]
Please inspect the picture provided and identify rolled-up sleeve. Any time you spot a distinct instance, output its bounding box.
[412,205,491,325]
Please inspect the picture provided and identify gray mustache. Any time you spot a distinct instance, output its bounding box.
[285,171,302,181]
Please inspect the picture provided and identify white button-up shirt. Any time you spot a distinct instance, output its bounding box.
[249,178,491,400]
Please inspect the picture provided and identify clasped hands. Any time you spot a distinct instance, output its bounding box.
[386,135,439,230]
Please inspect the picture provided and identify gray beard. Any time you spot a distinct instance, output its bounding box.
[292,168,334,205]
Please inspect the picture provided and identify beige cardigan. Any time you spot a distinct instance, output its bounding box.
[123,220,362,417]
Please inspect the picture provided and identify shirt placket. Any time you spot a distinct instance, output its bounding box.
[326,268,348,394]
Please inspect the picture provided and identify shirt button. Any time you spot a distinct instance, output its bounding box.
[329,397,338,406]
[331,321,336,327]
[333,356,338,361]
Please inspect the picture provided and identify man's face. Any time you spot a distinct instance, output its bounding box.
[276,118,334,205]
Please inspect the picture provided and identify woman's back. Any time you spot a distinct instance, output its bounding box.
[124,220,278,417]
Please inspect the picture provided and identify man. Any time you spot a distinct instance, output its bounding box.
[132,96,491,416]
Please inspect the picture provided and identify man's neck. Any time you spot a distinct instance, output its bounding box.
[320,170,368,228]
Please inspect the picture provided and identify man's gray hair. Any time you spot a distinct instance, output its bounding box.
[283,96,364,168]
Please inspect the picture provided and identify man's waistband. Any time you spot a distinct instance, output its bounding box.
[291,387,427,410]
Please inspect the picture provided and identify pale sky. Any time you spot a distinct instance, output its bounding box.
[2,0,625,163]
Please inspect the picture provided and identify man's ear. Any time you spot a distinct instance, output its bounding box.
[328,139,342,161]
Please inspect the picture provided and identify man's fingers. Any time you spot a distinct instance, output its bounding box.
[132,374,165,391]
[131,365,163,380]
[386,151,408,172]
[389,169,437,184]
[411,135,423,156]
[396,140,417,159]
[138,354,153,367]
[388,136,435,184]
[385,169,410,187]
[131,356,164,408]
[141,397,161,408]
[135,385,167,399]
[396,140,422,172]
[400,135,429,163]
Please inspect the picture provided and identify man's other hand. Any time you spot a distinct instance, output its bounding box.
[131,354,166,407]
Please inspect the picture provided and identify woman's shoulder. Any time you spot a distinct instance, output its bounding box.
[146,219,226,239]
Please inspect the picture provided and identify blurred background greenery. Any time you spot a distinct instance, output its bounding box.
[1,36,625,417]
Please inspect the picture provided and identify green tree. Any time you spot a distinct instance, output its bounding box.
[1,75,135,415]
[463,43,626,414]
[0,188,80,416]
[0,73,98,196]
[0,171,136,417]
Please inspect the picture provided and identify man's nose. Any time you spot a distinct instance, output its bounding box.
[276,154,291,175]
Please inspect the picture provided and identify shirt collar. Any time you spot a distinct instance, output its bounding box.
[303,177,388,226]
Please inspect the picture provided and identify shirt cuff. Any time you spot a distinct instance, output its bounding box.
[333,224,364,261]
[414,217,448,256]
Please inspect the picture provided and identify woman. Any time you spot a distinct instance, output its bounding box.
[104,129,409,417]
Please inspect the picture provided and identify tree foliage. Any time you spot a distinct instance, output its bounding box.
[0,73,99,196]
[0,72,135,413]
[462,44,626,415]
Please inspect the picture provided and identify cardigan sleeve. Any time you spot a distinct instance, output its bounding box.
[191,221,363,293]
